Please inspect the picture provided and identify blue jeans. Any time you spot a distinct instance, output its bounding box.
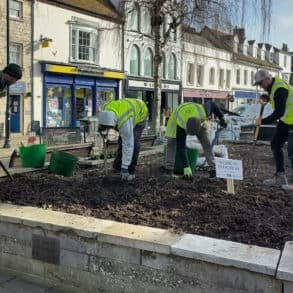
[113,121,146,174]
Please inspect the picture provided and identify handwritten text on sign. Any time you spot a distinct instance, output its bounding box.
[215,158,243,180]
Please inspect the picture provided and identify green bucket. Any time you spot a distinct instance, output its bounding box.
[19,144,47,168]
[174,148,199,175]
[48,151,78,177]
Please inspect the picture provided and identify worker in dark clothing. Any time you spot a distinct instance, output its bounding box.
[0,63,22,94]
[254,69,293,190]
[163,101,227,178]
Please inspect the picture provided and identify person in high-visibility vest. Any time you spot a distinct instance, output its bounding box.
[98,98,148,181]
[254,69,293,190]
[163,101,227,178]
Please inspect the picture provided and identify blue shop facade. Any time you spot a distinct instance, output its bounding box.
[40,62,124,128]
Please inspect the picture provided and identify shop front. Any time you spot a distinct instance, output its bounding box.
[41,62,124,128]
[233,90,258,108]
[183,89,230,108]
[125,78,181,123]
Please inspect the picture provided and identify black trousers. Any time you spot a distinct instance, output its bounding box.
[271,120,293,173]
[113,121,146,174]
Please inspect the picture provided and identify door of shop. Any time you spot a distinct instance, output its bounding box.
[10,95,21,132]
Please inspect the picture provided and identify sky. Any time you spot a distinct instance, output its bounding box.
[246,0,293,51]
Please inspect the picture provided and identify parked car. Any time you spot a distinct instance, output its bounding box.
[225,103,275,141]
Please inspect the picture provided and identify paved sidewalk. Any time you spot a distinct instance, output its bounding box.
[0,269,64,293]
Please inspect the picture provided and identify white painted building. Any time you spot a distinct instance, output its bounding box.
[121,1,182,125]
[182,27,232,109]
[33,0,123,128]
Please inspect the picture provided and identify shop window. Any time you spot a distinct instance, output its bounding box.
[71,25,98,63]
[9,0,22,19]
[75,88,93,121]
[10,43,22,66]
[46,86,72,127]
[168,53,177,80]
[130,45,140,75]
[96,89,116,113]
[144,48,153,77]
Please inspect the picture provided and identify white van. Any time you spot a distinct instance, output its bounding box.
[228,103,273,126]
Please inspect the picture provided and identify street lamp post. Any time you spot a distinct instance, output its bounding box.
[4,0,11,148]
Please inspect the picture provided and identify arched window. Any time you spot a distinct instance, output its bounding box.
[127,3,139,31]
[160,53,166,79]
[130,45,140,75]
[168,53,177,80]
[144,48,153,77]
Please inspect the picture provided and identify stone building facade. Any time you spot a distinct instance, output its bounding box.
[0,0,32,138]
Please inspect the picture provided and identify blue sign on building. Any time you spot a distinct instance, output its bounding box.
[9,81,26,94]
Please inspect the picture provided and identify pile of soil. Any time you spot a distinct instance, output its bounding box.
[0,142,292,250]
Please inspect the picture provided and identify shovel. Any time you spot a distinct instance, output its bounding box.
[0,160,13,181]
[246,102,266,177]
[102,137,108,175]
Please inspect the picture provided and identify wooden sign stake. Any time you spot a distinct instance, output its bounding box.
[226,178,235,194]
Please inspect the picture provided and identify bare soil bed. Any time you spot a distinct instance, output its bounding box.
[0,142,292,250]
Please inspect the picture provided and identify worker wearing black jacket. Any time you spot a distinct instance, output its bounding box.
[254,69,293,190]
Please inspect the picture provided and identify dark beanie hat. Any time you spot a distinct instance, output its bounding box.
[3,63,22,80]
[186,117,200,135]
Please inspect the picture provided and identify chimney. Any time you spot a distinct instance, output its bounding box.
[233,27,245,42]
[282,43,288,52]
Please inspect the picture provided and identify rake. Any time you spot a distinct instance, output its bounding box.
[245,102,266,177]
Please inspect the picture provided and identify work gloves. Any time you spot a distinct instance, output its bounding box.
[183,167,193,179]
[219,118,227,129]
[120,168,135,181]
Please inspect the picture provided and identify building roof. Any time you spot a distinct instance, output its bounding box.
[200,26,280,69]
[182,26,216,48]
[42,0,122,22]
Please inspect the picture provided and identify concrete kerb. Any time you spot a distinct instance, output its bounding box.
[0,203,291,292]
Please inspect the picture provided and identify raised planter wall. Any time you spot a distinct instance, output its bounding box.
[0,204,292,292]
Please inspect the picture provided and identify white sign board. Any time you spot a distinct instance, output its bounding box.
[215,158,243,180]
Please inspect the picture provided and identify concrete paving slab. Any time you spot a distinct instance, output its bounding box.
[171,233,280,275]
[277,241,293,282]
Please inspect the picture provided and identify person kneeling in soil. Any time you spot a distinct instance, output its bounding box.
[98,98,148,181]
[163,101,227,179]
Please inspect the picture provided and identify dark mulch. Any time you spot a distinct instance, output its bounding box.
[0,143,292,250]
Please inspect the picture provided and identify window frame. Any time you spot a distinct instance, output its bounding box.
[9,0,23,19]
[70,24,98,64]
[129,44,140,76]
[143,48,153,77]
[9,42,23,66]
